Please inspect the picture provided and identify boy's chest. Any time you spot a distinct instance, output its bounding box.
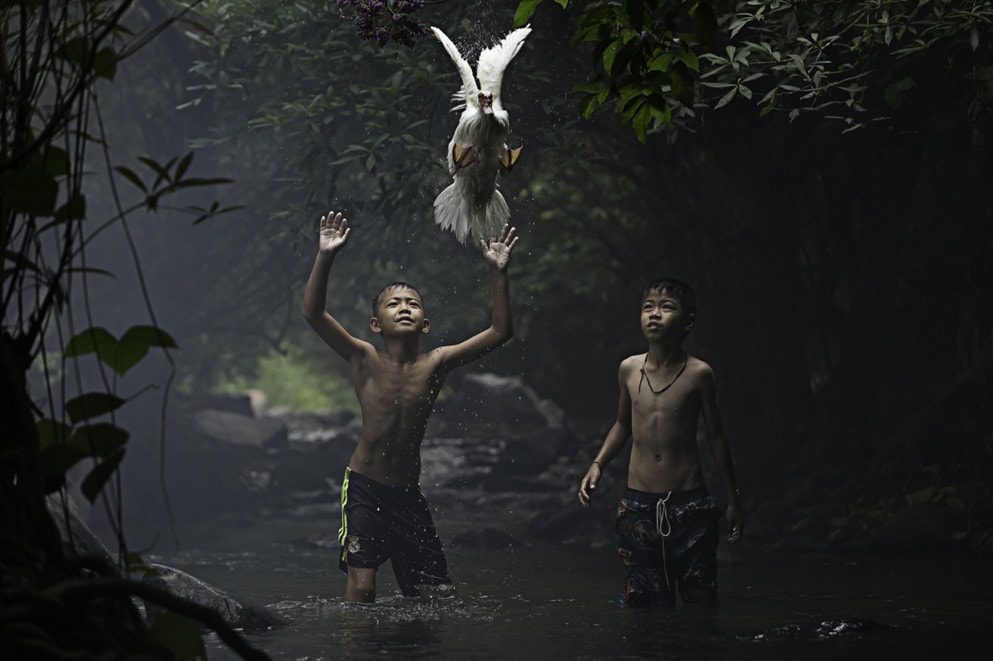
[629,378,699,423]
[360,361,444,404]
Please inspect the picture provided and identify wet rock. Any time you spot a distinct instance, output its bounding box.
[45,492,285,635]
[141,563,285,631]
[525,501,611,547]
[268,408,358,439]
[46,492,113,564]
[867,503,963,554]
[175,392,256,417]
[767,533,828,554]
[429,372,567,438]
[191,409,288,449]
[268,435,357,493]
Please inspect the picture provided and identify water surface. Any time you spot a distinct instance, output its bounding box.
[151,519,993,660]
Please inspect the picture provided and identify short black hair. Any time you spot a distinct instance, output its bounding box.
[372,281,422,315]
[642,277,697,317]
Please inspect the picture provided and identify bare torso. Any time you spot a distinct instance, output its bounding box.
[623,353,711,493]
[347,347,448,486]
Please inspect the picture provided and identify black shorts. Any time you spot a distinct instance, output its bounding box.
[338,468,451,597]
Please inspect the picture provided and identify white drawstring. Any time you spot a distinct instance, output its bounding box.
[656,492,672,592]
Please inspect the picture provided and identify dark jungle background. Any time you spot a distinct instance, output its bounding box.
[2,0,991,658]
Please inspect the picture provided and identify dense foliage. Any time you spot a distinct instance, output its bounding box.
[1,1,264,658]
[518,0,993,137]
[167,0,992,534]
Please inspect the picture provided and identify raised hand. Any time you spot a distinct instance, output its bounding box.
[318,210,350,254]
[480,224,519,272]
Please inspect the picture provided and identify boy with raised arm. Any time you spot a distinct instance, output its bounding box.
[578,278,743,608]
[303,210,518,603]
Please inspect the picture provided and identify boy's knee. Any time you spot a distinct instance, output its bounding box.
[346,567,377,603]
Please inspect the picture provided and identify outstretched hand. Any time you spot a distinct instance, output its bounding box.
[480,224,519,272]
[318,210,350,254]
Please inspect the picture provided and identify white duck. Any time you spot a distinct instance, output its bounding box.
[431,24,531,244]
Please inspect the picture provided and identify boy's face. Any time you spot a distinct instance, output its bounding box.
[640,288,694,340]
[370,286,430,336]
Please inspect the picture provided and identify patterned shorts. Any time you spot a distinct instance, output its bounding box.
[615,485,721,607]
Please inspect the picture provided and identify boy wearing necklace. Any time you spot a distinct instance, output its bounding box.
[578,277,743,607]
[303,210,519,603]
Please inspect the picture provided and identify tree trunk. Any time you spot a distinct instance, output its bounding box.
[0,331,58,562]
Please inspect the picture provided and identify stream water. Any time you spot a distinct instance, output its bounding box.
[149,518,993,660]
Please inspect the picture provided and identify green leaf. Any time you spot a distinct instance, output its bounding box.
[631,104,651,143]
[41,443,88,478]
[94,47,117,80]
[0,167,58,216]
[44,147,70,176]
[578,93,599,118]
[64,266,114,279]
[53,193,87,225]
[3,250,43,276]
[114,166,148,193]
[121,325,178,350]
[65,327,118,360]
[37,419,73,450]
[676,48,699,73]
[81,448,125,502]
[107,325,177,375]
[139,156,174,189]
[66,325,175,376]
[714,86,737,109]
[883,76,916,110]
[691,2,718,52]
[65,392,126,424]
[602,38,621,77]
[71,422,130,458]
[670,61,695,106]
[40,422,130,479]
[169,176,233,188]
[60,36,90,68]
[174,152,195,181]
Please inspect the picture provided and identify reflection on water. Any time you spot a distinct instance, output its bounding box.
[152,522,993,660]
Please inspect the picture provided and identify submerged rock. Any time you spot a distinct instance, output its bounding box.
[141,563,285,631]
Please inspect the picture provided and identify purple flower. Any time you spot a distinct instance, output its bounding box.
[337,0,429,47]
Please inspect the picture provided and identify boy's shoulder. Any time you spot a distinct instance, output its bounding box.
[685,354,716,385]
[619,352,647,373]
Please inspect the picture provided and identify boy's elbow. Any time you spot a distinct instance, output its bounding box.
[302,307,321,326]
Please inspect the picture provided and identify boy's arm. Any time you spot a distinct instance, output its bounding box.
[436,225,519,370]
[699,366,744,542]
[578,362,634,507]
[302,211,371,362]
